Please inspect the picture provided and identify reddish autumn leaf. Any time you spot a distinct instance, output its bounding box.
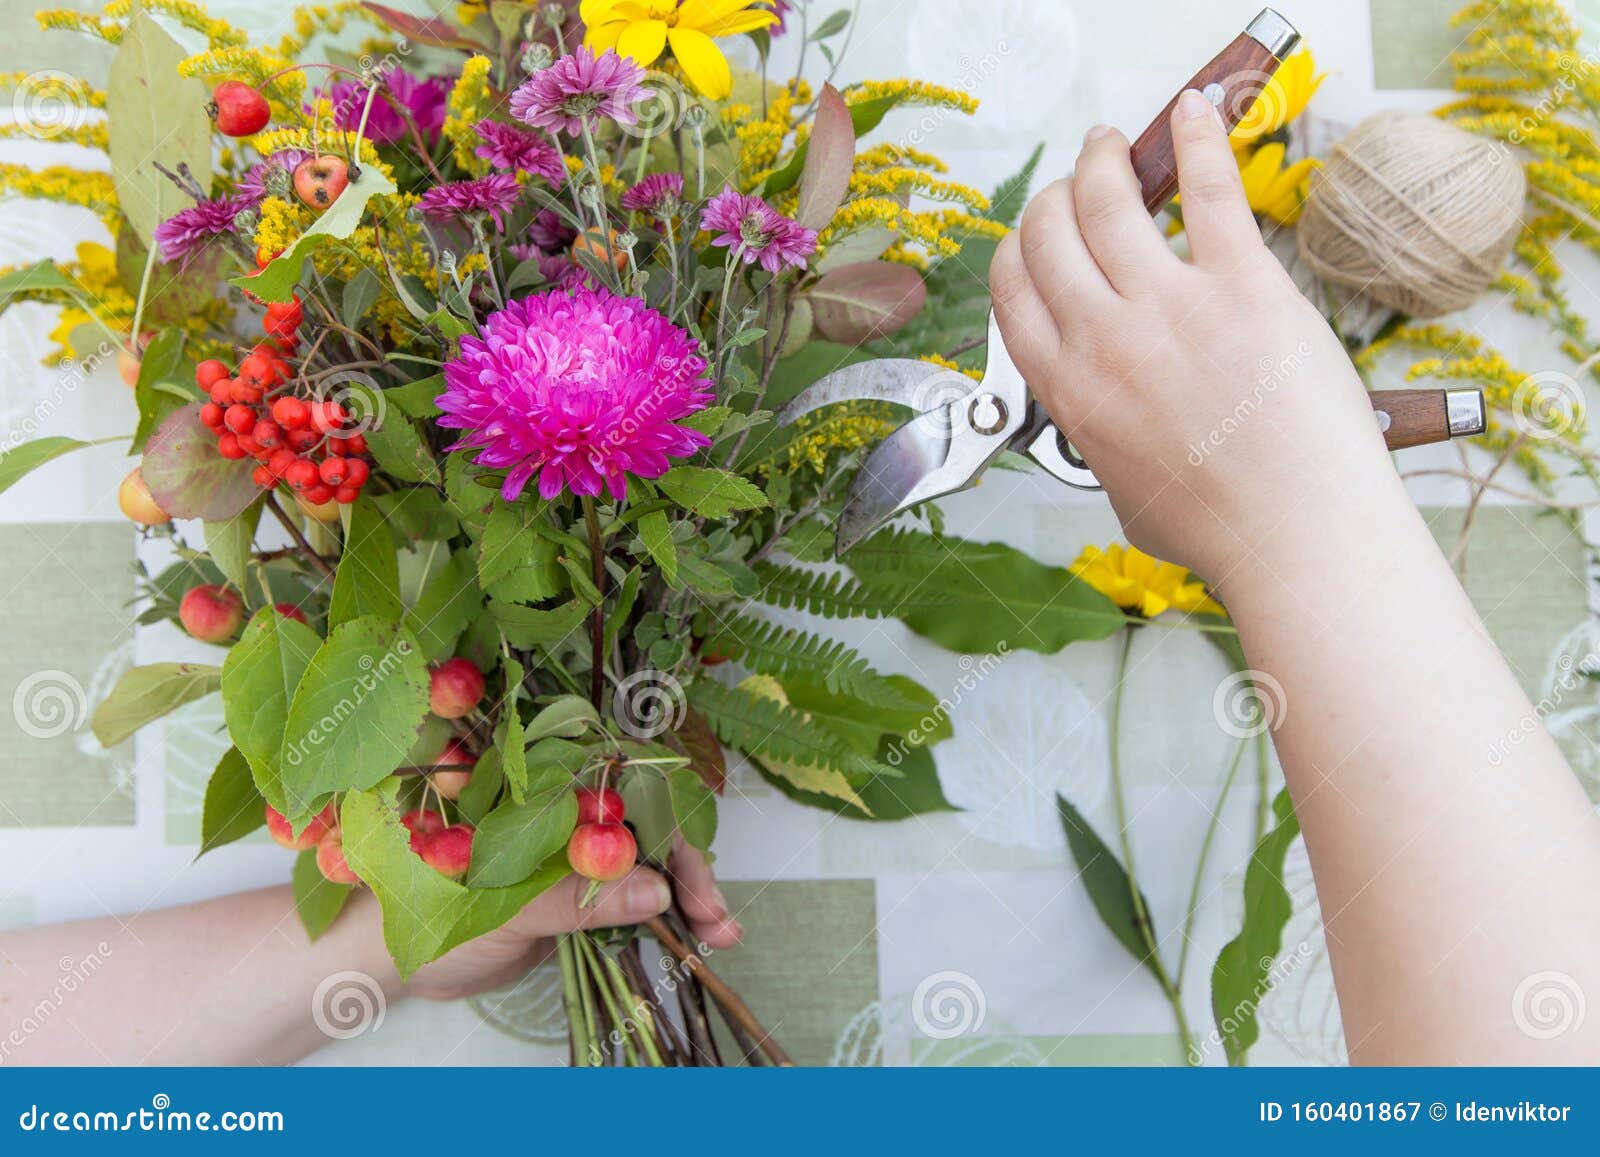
[796,84,855,232]
[673,706,727,795]
[808,260,928,344]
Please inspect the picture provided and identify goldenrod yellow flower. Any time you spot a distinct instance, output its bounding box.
[1230,47,1322,150]
[1236,143,1317,225]
[1070,544,1225,618]
[581,0,777,100]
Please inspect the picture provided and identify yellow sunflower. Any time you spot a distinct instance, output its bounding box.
[581,0,778,100]
[1230,47,1324,151]
[1069,543,1226,619]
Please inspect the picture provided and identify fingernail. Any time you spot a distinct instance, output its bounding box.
[727,919,744,942]
[629,874,672,915]
[1177,89,1212,121]
[708,886,728,919]
[1083,123,1113,144]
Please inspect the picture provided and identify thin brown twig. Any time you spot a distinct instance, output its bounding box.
[645,915,791,1066]
[264,493,336,580]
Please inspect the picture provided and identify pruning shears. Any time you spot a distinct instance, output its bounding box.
[777,8,1488,555]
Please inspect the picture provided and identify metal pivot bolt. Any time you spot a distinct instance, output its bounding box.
[968,394,1008,435]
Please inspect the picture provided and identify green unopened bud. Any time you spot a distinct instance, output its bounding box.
[521,43,554,74]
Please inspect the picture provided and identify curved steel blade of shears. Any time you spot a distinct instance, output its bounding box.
[775,359,976,426]
[834,407,959,553]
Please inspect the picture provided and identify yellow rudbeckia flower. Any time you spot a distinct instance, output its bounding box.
[1229,47,1323,150]
[581,0,778,100]
[1235,142,1317,225]
[1069,543,1226,619]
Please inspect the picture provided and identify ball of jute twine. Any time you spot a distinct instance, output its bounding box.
[1296,112,1525,318]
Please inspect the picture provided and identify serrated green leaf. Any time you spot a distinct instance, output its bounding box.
[292,848,354,941]
[383,373,444,419]
[90,662,221,748]
[366,410,441,485]
[329,495,401,629]
[490,599,588,648]
[499,656,527,802]
[278,617,430,824]
[198,747,264,856]
[1211,787,1300,1065]
[403,549,480,662]
[636,510,679,587]
[987,142,1044,228]
[689,676,897,784]
[221,608,322,813]
[479,503,565,603]
[656,465,768,518]
[464,786,577,888]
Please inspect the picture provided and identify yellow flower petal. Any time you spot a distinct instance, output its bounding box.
[585,19,627,52]
[680,0,767,25]
[701,9,779,36]
[667,26,732,99]
[616,18,669,66]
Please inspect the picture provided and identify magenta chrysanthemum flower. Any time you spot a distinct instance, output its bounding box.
[326,68,449,146]
[419,174,524,230]
[472,120,565,186]
[154,195,250,264]
[621,172,684,217]
[238,149,311,204]
[437,286,714,501]
[700,187,817,273]
[509,47,645,136]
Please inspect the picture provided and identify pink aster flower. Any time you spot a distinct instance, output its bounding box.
[473,120,566,186]
[528,208,576,252]
[700,187,817,274]
[621,172,684,218]
[237,149,311,204]
[419,174,524,230]
[509,46,645,136]
[154,195,250,264]
[437,286,714,502]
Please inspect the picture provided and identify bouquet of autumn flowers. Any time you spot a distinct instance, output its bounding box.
[8,0,1175,1065]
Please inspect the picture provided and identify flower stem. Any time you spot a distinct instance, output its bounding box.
[1108,624,1194,1064]
[557,935,594,1066]
[581,496,607,713]
[1254,729,1271,846]
[1176,734,1249,988]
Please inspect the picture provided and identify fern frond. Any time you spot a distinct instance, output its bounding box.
[704,614,927,712]
[751,563,894,618]
[688,681,899,781]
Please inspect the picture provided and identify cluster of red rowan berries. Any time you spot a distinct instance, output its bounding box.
[195,295,372,506]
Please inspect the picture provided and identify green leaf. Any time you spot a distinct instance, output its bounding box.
[221,608,322,813]
[1057,795,1164,985]
[454,743,504,825]
[656,466,769,518]
[204,500,262,593]
[489,598,588,648]
[848,529,1126,653]
[479,503,564,603]
[90,662,221,748]
[636,510,679,587]
[141,405,258,521]
[0,437,93,498]
[526,695,597,742]
[1211,787,1300,1065]
[759,739,955,821]
[130,328,191,454]
[403,549,480,663]
[292,848,354,941]
[198,747,265,856]
[619,772,676,862]
[780,671,952,752]
[464,786,577,888]
[667,765,717,851]
[107,11,212,246]
[342,268,383,328]
[383,373,444,419]
[751,563,895,619]
[229,164,399,303]
[339,783,568,979]
[278,617,430,824]
[329,495,402,630]
[365,411,441,485]
[987,142,1044,228]
[373,487,458,542]
[498,656,528,802]
[762,85,927,196]
[679,406,731,436]
[704,613,928,713]
[689,678,898,782]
